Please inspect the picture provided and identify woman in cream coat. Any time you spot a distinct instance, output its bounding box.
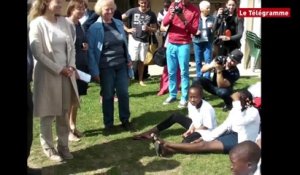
[28,0,79,162]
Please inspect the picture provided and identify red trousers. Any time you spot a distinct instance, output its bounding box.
[157,66,181,96]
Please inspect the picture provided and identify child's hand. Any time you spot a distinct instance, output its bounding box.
[182,128,194,138]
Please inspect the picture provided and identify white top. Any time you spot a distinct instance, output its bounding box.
[253,158,261,175]
[188,100,217,131]
[198,101,261,143]
[248,81,261,97]
[79,10,89,24]
[157,9,168,23]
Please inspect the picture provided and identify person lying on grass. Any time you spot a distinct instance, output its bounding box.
[133,82,217,143]
[152,90,260,156]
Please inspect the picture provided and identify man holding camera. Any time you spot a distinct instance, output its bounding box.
[162,0,200,108]
[195,49,243,111]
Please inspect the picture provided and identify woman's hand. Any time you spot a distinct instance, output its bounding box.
[182,128,195,138]
[60,67,74,77]
[219,35,230,41]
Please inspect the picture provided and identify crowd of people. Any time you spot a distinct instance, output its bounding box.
[27,0,261,174]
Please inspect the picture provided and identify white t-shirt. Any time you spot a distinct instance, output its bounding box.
[188,100,217,131]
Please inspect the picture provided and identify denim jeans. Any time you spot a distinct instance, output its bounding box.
[166,43,190,102]
[198,77,233,107]
[193,42,212,79]
[100,64,130,127]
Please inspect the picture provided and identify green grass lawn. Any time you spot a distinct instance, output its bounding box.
[28,75,260,175]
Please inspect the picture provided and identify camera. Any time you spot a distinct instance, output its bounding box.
[215,56,227,65]
[174,0,183,14]
[220,7,229,19]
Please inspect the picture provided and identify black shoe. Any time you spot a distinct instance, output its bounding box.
[222,105,233,112]
[27,167,42,175]
[121,121,135,131]
[103,125,115,136]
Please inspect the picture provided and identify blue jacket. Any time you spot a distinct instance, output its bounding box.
[87,16,131,77]
[192,15,215,43]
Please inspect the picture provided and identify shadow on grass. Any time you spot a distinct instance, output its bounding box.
[42,136,180,175]
[130,90,158,98]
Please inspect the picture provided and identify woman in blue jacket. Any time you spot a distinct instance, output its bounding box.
[87,0,133,131]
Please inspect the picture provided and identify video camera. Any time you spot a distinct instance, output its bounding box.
[215,55,227,65]
[174,0,183,14]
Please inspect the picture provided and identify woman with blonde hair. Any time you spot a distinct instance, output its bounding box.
[28,0,79,161]
[87,0,133,132]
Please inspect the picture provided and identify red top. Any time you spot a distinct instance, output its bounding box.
[163,2,200,44]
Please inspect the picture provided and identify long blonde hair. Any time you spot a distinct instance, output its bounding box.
[27,0,49,23]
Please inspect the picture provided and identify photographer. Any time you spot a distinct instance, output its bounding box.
[162,0,200,108]
[213,0,244,56]
[195,49,243,111]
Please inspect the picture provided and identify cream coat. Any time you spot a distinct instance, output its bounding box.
[29,16,79,117]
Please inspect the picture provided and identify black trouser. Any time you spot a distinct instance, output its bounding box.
[157,113,191,131]
[27,84,33,159]
[198,77,233,107]
[156,113,201,143]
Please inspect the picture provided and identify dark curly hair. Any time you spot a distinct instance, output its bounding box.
[239,90,253,111]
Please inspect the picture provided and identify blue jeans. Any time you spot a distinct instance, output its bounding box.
[166,43,190,102]
[100,64,130,127]
[198,77,233,107]
[193,42,212,79]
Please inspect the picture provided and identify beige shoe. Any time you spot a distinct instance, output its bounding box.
[69,132,81,142]
[57,146,73,160]
[43,148,63,162]
[139,81,146,86]
[73,129,84,138]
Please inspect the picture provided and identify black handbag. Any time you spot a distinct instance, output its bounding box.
[153,24,171,67]
[153,47,167,67]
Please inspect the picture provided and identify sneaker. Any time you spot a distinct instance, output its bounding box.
[103,125,116,136]
[177,100,188,109]
[57,146,73,160]
[43,148,63,162]
[139,81,147,86]
[69,132,81,142]
[121,121,135,131]
[163,97,176,105]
